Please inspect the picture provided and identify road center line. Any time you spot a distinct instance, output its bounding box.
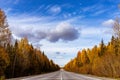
[61,71,63,80]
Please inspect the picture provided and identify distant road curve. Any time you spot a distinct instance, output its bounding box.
[7,69,117,80]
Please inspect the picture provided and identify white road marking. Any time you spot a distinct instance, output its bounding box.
[61,71,63,80]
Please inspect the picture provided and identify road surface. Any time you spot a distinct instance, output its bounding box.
[7,69,116,80]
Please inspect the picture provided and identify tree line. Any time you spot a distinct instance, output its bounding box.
[64,18,120,78]
[0,9,60,79]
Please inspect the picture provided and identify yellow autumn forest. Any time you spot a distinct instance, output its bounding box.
[0,9,60,79]
[64,19,120,78]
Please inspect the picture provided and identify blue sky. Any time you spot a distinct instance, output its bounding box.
[0,0,120,66]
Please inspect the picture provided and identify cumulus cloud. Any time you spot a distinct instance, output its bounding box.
[42,22,79,42]
[46,22,79,42]
[102,19,114,27]
[9,16,80,43]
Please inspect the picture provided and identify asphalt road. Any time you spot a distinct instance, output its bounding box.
[7,69,116,80]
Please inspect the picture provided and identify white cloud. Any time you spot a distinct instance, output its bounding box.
[8,15,80,43]
[46,22,79,42]
[63,12,78,19]
[82,4,108,16]
[93,9,106,16]
[49,5,61,14]
[102,19,114,27]
[82,4,102,12]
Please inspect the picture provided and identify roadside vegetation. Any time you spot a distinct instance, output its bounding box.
[64,18,120,78]
[0,9,60,79]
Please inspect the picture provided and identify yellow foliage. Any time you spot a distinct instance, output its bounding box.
[0,46,9,76]
[64,36,120,78]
